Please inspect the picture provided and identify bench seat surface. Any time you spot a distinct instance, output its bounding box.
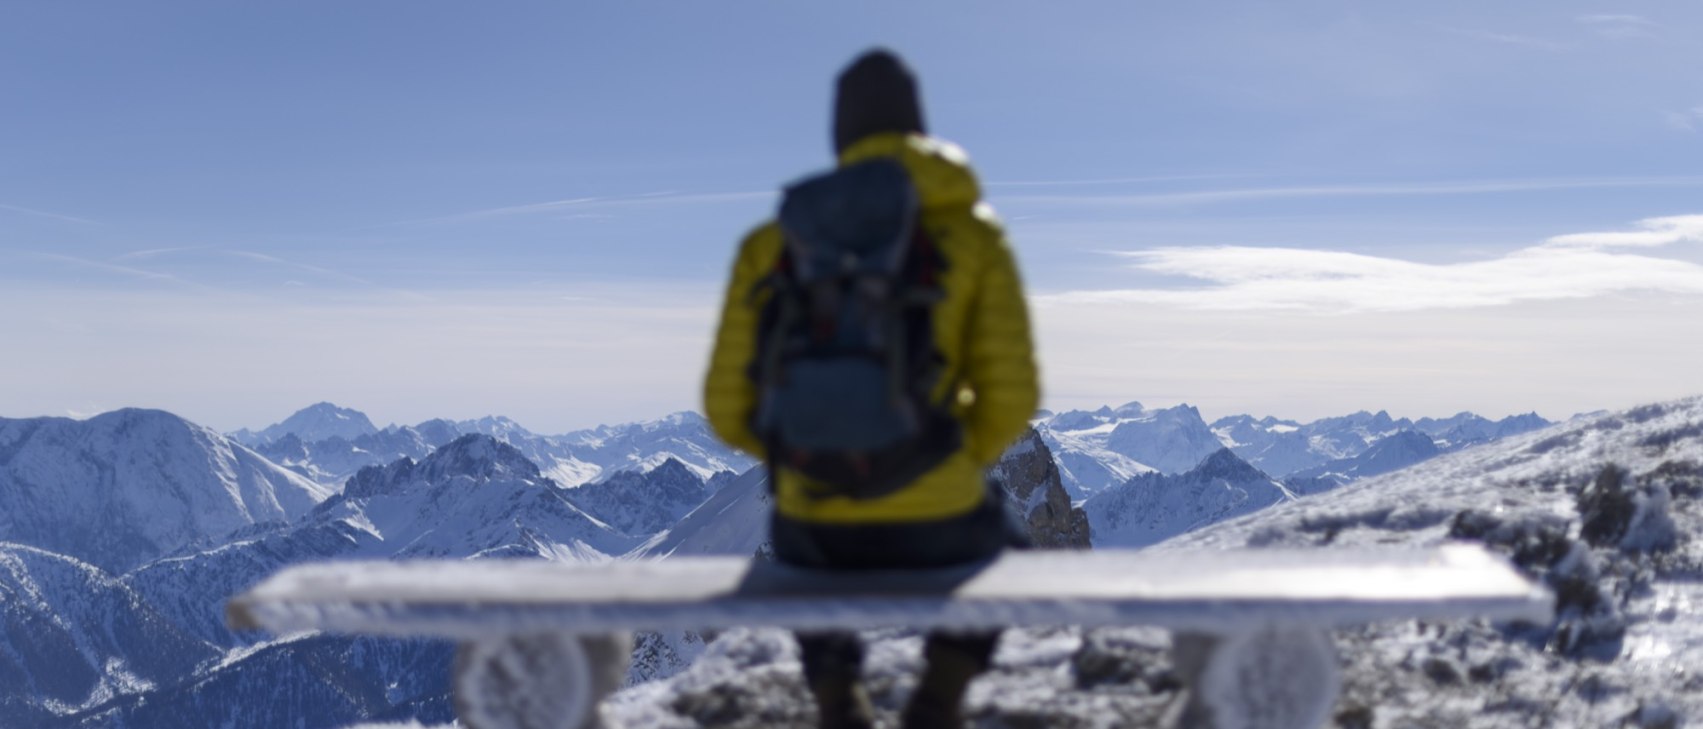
[228,544,1551,638]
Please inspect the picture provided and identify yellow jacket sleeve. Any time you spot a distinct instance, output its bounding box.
[959,224,1041,465]
[702,226,777,457]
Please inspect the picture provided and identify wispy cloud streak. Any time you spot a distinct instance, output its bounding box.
[1004,177,1703,208]
[112,246,211,262]
[1434,24,1568,51]
[30,253,209,289]
[1577,14,1657,39]
[985,173,1261,188]
[377,190,774,228]
[0,203,100,226]
[1042,214,1703,313]
[225,250,432,300]
[1666,106,1703,132]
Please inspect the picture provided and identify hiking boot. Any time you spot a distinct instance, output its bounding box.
[901,635,995,729]
[809,673,877,729]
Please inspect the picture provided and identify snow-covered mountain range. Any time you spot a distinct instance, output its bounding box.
[1036,402,1552,499]
[242,404,755,489]
[0,398,1570,727]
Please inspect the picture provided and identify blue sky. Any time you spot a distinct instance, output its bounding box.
[3,2,1701,432]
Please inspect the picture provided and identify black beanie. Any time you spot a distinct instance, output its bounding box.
[832,49,927,155]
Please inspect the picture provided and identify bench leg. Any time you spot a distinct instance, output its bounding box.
[454,632,633,729]
[1169,627,1339,729]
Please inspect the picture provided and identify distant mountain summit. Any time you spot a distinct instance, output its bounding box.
[0,409,332,573]
[1286,429,1443,492]
[988,429,1092,549]
[1083,447,1294,548]
[1035,403,1218,498]
[562,458,722,538]
[234,402,377,446]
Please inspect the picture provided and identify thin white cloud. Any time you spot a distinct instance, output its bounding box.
[1578,14,1655,25]
[1665,105,1703,133]
[1577,14,1657,39]
[1041,214,1703,313]
[30,253,208,289]
[1435,24,1568,51]
[0,203,100,226]
[112,246,211,262]
[1003,177,1703,208]
[985,173,1260,188]
[377,190,774,228]
[225,250,430,300]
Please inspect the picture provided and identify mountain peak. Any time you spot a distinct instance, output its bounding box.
[419,434,543,483]
[1111,401,1146,417]
[0,409,329,573]
[455,415,535,439]
[1188,447,1269,483]
[91,407,197,431]
[645,456,696,480]
[253,403,378,445]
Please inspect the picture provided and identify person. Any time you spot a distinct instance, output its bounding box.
[703,48,1040,729]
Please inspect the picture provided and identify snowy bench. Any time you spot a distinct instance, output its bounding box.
[227,544,1550,729]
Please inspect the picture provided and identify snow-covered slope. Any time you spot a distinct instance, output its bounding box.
[0,409,332,573]
[1083,448,1295,548]
[1150,397,1703,726]
[46,635,454,729]
[630,467,773,561]
[563,459,726,538]
[0,544,216,724]
[607,396,1703,729]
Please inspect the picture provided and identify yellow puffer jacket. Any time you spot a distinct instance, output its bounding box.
[703,132,1040,524]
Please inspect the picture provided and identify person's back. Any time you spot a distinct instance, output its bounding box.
[703,49,1039,729]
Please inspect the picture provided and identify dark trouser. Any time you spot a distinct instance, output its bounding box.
[770,482,1033,709]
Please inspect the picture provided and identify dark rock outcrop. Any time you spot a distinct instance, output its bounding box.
[991,429,1092,549]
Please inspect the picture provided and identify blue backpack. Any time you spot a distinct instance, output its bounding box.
[750,158,962,500]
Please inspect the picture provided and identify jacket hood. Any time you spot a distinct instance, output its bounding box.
[837,133,981,211]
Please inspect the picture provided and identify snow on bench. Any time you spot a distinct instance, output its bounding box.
[228,545,1550,729]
